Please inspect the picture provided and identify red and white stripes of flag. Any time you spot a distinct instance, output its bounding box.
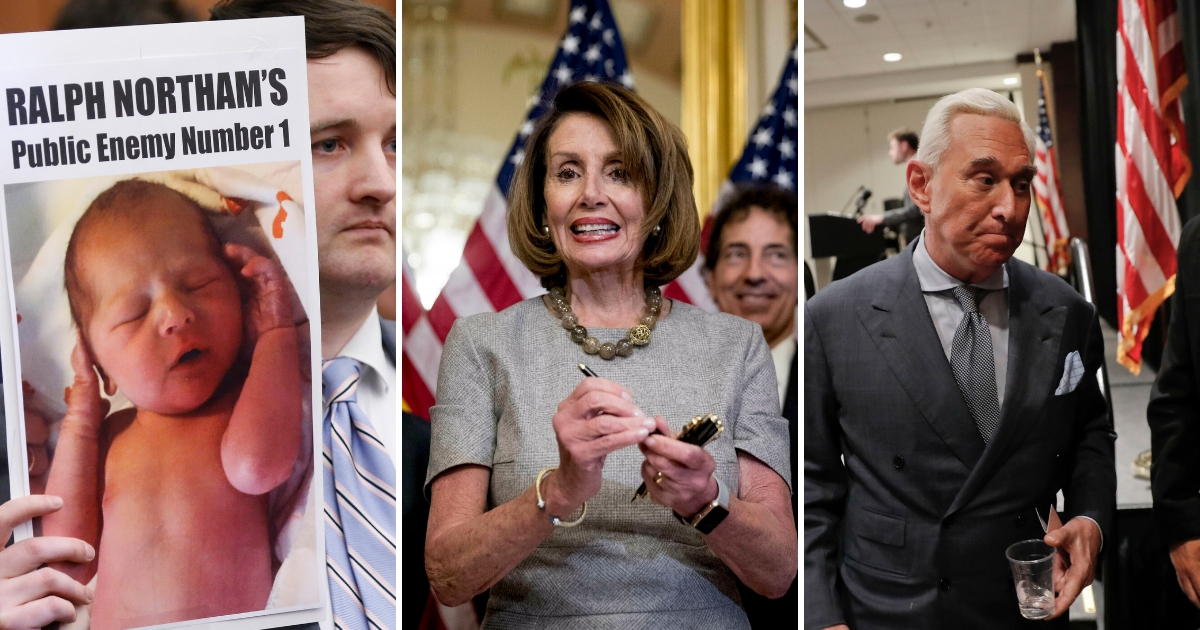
[1116,0,1191,374]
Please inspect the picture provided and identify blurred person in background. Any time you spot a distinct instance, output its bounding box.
[857,128,924,246]
[703,183,798,628]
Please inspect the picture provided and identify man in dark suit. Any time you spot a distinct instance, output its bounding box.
[805,88,1114,630]
[858,128,924,245]
[703,183,798,627]
[1148,214,1200,626]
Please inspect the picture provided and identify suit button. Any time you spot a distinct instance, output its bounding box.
[1015,515,1024,526]
[939,578,951,591]
[893,455,905,470]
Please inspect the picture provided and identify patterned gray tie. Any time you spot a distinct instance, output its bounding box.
[950,285,1001,442]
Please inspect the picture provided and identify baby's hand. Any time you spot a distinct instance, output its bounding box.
[63,335,110,437]
[224,243,294,343]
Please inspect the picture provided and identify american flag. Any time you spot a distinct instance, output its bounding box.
[401,0,634,419]
[668,42,799,307]
[400,247,426,416]
[1116,0,1191,374]
[1032,68,1071,275]
[727,46,799,191]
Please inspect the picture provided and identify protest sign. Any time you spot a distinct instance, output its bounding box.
[0,17,327,630]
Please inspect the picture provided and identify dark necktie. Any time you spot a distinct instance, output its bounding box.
[950,286,1001,442]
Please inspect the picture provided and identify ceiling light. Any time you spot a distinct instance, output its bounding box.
[844,0,867,7]
[1004,77,1019,85]
[883,53,902,62]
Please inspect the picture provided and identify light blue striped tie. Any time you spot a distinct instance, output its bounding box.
[322,358,396,630]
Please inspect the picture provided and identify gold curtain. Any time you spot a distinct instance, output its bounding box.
[682,0,745,220]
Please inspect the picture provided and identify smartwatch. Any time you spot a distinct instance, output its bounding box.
[675,475,730,534]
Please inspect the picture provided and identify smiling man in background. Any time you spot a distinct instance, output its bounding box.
[704,183,798,628]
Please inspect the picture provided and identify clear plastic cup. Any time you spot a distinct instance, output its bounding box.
[1005,539,1056,620]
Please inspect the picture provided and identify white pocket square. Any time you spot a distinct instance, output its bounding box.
[1055,350,1084,396]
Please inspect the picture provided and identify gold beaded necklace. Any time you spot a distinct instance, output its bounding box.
[548,285,662,360]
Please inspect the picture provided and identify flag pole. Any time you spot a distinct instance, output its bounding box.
[1027,48,1051,272]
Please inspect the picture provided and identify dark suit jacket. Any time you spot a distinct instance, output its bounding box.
[739,345,798,628]
[1150,215,1200,546]
[881,188,924,244]
[804,242,1114,630]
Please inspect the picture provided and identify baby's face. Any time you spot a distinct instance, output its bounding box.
[79,195,242,414]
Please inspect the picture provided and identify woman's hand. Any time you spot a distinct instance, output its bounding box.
[637,416,719,518]
[0,496,95,629]
[547,377,654,511]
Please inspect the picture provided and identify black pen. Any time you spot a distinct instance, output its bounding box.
[578,363,599,378]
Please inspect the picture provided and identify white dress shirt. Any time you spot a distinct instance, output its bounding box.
[770,332,796,408]
[336,307,397,463]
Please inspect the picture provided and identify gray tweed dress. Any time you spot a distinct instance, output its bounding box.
[425,297,792,630]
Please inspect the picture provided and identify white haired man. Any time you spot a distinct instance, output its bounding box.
[805,88,1114,629]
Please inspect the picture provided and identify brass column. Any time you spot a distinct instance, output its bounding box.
[682,0,746,220]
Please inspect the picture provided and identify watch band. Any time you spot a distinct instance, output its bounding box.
[675,475,730,534]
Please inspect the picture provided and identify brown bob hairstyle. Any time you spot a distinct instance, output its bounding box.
[507,81,700,289]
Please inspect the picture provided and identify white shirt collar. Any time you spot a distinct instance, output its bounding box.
[338,307,391,393]
[770,332,797,407]
[913,230,1008,293]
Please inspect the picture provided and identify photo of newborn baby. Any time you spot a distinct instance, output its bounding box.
[2,165,320,630]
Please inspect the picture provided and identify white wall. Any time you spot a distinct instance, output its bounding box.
[803,97,940,282]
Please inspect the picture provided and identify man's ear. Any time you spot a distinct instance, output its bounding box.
[907,160,934,215]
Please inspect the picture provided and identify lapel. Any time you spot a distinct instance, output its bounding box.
[856,244,985,471]
[946,259,1067,515]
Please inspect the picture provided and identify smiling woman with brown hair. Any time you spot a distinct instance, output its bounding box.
[424,81,797,629]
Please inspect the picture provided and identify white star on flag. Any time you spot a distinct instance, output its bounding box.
[777,138,794,158]
[783,108,797,127]
[570,6,587,23]
[555,63,573,84]
[763,103,776,116]
[562,35,580,54]
[519,120,535,137]
[748,156,768,178]
[772,168,793,189]
[752,127,773,148]
[510,149,525,165]
[787,77,797,93]
[585,44,602,63]
[590,12,603,29]
[603,29,615,46]
[619,71,634,88]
